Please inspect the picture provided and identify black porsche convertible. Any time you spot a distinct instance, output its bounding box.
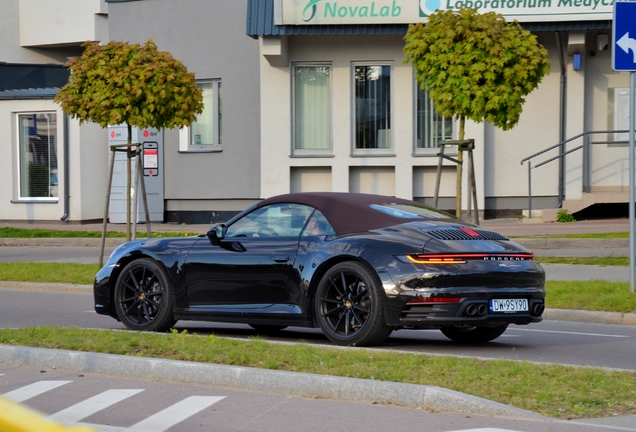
[94,192,545,346]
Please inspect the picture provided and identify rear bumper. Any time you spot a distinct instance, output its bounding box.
[385,288,545,328]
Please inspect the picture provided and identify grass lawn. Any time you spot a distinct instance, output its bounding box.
[537,256,628,266]
[0,326,633,420]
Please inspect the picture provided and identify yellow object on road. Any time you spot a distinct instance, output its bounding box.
[0,396,97,432]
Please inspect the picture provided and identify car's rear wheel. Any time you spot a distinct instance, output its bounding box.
[440,324,508,343]
[114,258,176,332]
[315,261,392,346]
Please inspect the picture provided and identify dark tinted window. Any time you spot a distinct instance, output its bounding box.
[226,203,313,238]
[301,210,335,237]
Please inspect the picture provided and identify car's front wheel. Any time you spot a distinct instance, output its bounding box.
[315,261,392,346]
[440,324,508,343]
[114,258,177,332]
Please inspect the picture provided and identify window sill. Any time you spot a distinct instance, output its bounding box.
[178,148,223,154]
[350,152,395,158]
[11,199,59,204]
[412,150,458,157]
[290,154,335,158]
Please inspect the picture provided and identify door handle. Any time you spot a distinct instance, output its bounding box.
[269,255,290,263]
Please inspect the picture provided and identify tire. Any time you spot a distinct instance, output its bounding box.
[114,258,177,332]
[315,261,392,346]
[440,324,509,343]
[248,324,287,333]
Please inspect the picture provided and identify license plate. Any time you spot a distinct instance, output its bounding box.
[490,298,528,313]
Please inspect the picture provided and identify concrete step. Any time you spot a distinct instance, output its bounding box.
[522,191,629,223]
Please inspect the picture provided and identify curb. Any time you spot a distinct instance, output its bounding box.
[0,344,547,420]
[0,238,125,247]
[544,308,636,326]
[0,281,92,293]
[514,237,628,249]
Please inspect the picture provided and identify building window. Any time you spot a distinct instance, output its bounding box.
[293,65,331,154]
[18,113,58,199]
[179,80,222,152]
[353,64,392,151]
[416,85,453,150]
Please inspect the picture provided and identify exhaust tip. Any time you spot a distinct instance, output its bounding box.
[532,303,545,316]
[477,304,488,316]
[464,303,488,317]
[465,304,478,317]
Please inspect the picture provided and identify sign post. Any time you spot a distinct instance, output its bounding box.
[613,1,636,293]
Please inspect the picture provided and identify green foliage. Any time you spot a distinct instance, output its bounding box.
[54,39,203,130]
[557,209,576,223]
[403,8,550,131]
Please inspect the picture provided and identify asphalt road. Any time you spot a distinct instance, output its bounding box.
[1,288,634,371]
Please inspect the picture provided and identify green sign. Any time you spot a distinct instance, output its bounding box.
[277,0,613,24]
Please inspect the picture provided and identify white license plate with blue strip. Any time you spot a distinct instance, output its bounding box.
[490,298,528,313]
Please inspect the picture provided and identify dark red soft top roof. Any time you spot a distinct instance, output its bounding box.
[257,192,433,235]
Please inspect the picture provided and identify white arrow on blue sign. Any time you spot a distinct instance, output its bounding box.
[613,1,636,71]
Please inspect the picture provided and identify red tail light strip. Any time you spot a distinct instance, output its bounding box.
[406,297,462,305]
[407,253,534,264]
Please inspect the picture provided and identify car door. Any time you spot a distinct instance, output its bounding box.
[184,203,313,308]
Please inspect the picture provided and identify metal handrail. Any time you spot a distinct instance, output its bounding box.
[520,129,630,217]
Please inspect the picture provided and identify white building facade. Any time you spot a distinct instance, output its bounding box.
[248,0,630,220]
[0,0,109,223]
[0,0,631,223]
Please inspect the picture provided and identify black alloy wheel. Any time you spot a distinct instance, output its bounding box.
[114,258,176,332]
[440,324,509,343]
[315,261,392,346]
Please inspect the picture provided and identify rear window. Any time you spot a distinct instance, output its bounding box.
[369,203,454,219]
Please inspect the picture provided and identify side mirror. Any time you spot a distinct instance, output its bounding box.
[207,224,226,245]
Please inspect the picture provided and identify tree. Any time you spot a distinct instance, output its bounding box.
[404,8,550,218]
[55,39,203,241]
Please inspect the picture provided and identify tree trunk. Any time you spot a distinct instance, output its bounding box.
[456,116,465,219]
[126,123,132,241]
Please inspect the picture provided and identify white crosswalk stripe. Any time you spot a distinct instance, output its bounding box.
[3,380,72,402]
[48,389,144,424]
[125,396,225,432]
[2,378,226,432]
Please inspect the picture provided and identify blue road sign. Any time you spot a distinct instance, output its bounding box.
[613,1,636,72]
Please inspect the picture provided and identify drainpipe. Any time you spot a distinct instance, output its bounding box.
[60,114,70,222]
[555,31,567,208]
